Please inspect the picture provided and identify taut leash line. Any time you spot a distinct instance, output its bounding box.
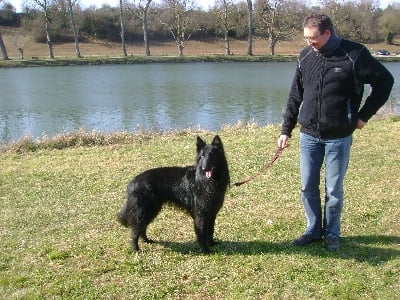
[233,145,289,187]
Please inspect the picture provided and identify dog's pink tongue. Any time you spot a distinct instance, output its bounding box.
[206,171,212,178]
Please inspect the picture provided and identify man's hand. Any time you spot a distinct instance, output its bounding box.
[356,119,366,129]
[278,135,289,149]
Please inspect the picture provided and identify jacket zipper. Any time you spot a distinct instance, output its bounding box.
[317,56,325,138]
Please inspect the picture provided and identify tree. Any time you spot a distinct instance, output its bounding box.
[127,0,153,56]
[79,5,121,41]
[246,0,253,56]
[119,0,127,56]
[67,0,81,58]
[0,30,9,60]
[379,4,400,44]
[32,0,55,58]
[255,0,303,55]
[321,0,380,42]
[0,0,12,59]
[9,27,29,59]
[215,0,234,55]
[0,1,19,26]
[353,0,380,42]
[161,0,195,56]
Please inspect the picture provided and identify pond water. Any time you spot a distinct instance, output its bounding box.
[0,61,399,144]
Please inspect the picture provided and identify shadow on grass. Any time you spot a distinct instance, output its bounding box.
[158,235,400,265]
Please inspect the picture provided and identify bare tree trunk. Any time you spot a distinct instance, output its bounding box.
[178,43,184,56]
[143,0,152,56]
[224,32,230,56]
[0,31,9,60]
[223,0,230,55]
[269,36,276,55]
[68,0,81,58]
[45,10,54,59]
[143,13,150,56]
[18,48,24,59]
[119,0,127,56]
[128,0,152,56]
[216,0,234,55]
[34,0,54,59]
[246,0,253,56]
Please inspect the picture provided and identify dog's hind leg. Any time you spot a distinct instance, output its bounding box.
[131,228,141,251]
[141,231,155,244]
[131,226,154,251]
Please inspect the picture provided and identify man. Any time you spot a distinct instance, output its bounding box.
[278,13,393,250]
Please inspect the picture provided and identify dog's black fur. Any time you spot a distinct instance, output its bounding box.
[117,135,230,253]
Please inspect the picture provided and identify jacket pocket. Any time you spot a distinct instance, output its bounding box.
[320,97,353,130]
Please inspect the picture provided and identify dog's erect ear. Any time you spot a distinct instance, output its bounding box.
[211,135,224,150]
[196,136,206,153]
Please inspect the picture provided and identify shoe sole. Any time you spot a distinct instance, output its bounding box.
[293,238,322,246]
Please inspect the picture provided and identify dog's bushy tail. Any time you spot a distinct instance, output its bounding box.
[117,204,129,227]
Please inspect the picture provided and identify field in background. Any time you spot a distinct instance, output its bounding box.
[2,25,400,59]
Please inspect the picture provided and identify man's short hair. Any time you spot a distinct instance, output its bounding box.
[303,12,335,34]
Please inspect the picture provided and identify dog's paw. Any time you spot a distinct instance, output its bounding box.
[208,240,220,246]
[131,247,141,252]
[200,246,213,254]
[143,238,155,244]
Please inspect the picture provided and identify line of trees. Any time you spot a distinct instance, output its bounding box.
[1,0,400,59]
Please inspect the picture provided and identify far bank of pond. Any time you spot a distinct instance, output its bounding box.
[0,55,299,68]
[1,54,400,68]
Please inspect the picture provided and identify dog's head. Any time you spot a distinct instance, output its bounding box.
[196,135,226,179]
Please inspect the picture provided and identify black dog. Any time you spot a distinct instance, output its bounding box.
[117,135,230,253]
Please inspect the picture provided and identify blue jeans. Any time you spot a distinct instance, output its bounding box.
[300,132,352,239]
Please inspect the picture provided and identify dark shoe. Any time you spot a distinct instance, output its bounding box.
[325,235,340,251]
[293,234,321,246]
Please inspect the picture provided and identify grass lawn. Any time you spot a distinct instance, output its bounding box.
[1,118,399,299]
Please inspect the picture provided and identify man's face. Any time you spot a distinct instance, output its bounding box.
[303,26,331,51]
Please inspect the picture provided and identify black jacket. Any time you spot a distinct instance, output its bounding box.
[281,38,394,139]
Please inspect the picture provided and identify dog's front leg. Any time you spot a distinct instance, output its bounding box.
[207,214,218,246]
[194,216,211,253]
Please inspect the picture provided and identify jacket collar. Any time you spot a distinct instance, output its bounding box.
[319,33,342,56]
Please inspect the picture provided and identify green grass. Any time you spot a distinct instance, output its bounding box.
[1,118,399,299]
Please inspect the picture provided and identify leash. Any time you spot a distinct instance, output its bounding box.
[233,145,289,187]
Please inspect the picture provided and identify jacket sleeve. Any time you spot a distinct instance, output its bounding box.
[355,47,394,122]
[281,66,304,137]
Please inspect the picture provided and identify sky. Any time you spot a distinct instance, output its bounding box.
[4,0,396,13]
